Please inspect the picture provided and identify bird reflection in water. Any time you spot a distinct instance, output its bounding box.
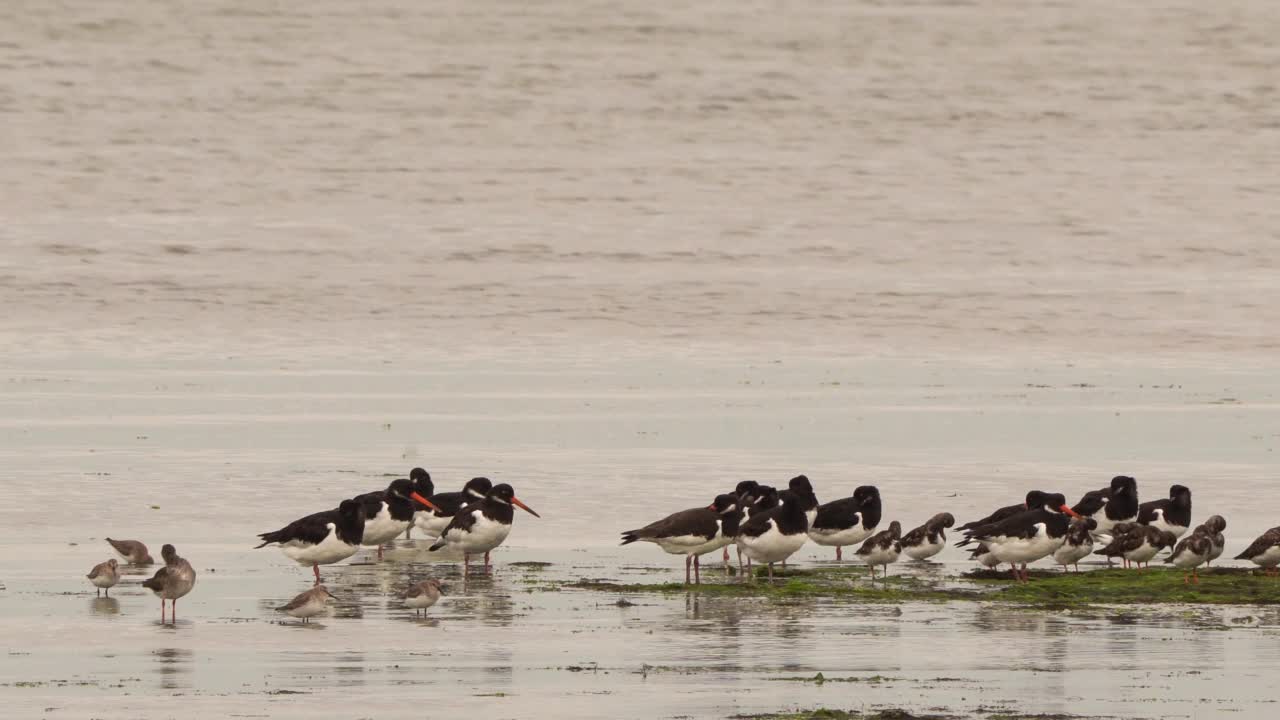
[153,648,192,690]
[90,596,120,616]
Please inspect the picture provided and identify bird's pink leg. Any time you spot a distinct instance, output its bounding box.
[684,555,691,584]
[694,555,701,585]
[836,546,842,562]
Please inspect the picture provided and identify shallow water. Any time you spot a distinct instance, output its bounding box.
[4,0,1280,717]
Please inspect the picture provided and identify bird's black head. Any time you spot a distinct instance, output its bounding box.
[1025,490,1049,509]
[387,478,415,499]
[1040,493,1074,515]
[709,494,738,515]
[853,485,880,502]
[465,477,494,499]
[735,480,759,499]
[338,498,364,519]
[1169,484,1191,503]
[409,468,434,496]
[754,486,779,506]
[488,483,540,517]
[1110,476,1137,497]
[160,544,177,562]
[788,475,813,495]
[1072,490,1107,517]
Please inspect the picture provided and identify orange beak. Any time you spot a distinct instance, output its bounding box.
[1060,504,1081,518]
[511,496,540,518]
[410,492,439,512]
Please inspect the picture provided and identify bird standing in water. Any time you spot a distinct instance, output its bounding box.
[141,544,196,624]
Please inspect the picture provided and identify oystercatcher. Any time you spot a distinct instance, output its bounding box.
[962,492,1081,582]
[1093,476,1140,538]
[1138,484,1192,539]
[354,478,438,559]
[255,499,366,584]
[621,494,742,585]
[414,477,493,538]
[955,490,1049,546]
[737,476,818,580]
[808,485,882,561]
[428,483,540,576]
[405,467,434,539]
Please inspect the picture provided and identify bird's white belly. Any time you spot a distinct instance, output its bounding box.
[404,594,439,610]
[808,524,873,548]
[414,511,450,537]
[1252,545,1280,568]
[444,515,512,554]
[286,596,327,619]
[1053,541,1092,566]
[1170,548,1206,569]
[1125,542,1160,564]
[904,538,943,561]
[987,525,1060,564]
[282,524,358,566]
[362,506,409,546]
[650,534,715,556]
[90,574,117,589]
[859,545,901,566]
[739,523,807,564]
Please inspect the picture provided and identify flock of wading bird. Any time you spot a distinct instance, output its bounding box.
[87,469,538,624]
[620,475,1280,585]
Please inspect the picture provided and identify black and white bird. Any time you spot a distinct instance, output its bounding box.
[141,544,196,625]
[968,542,1001,570]
[736,476,818,580]
[901,512,954,562]
[808,485,882,561]
[1235,527,1280,576]
[405,467,435,539]
[255,499,367,584]
[1069,490,1108,528]
[1093,476,1140,538]
[86,559,120,596]
[354,478,438,559]
[855,520,902,577]
[1196,515,1226,565]
[106,538,153,565]
[961,492,1081,582]
[955,490,1049,546]
[414,477,493,538]
[428,483,540,576]
[1166,529,1213,584]
[731,484,778,572]
[1095,524,1176,569]
[621,494,742,585]
[1138,484,1192,539]
[1052,517,1097,572]
[276,585,337,624]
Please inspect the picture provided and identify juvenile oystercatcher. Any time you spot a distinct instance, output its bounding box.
[621,494,742,585]
[414,477,493,538]
[405,467,435,539]
[1095,524,1176,568]
[1167,529,1213,584]
[736,476,817,581]
[428,483,539,576]
[958,491,1056,547]
[1093,476,1140,538]
[1052,517,1097,572]
[855,520,902,577]
[808,485,882,561]
[86,558,120,596]
[403,578,446,616]
[962,492,1080,582]
[901,512,954,562]
[354,478,438,559]
[277,585,337,624]
[1138,484,1192,539]
[141,544,196,624]
[105,538,153,565]
[1235,527,1280,576]
[955,490,1049,546]
[256,499,366,584]
[1196,515,1226,565]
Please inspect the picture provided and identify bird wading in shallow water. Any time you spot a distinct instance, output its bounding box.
[141,544,196,624]
[256,499,367,585]
[428,483,540,578]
